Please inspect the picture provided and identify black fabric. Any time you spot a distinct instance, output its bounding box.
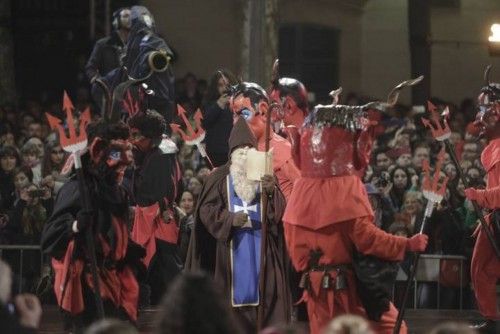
[124,21,175,124]
[147,239,182,305]
[132,147,178,207]
[85,31,125,81]
[352,251,398,321]
[202,102,233,166]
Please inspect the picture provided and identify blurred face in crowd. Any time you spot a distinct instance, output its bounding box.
[22,152,39,167]
[196,167,210,181]
[50,145,65,165]
[188,177,202,197]
[363,165,374,183]
[460,159,472,171]
[376,152,392,170]
[412,147,430,169]
[185,76,198,96]
[22,114,35,131]
[450,132,462,145]
[403,195,421,216]
[217,77,226,96]
[396,153,412,168]
[27,138,44,157]
[183,168,194,183]
[180,144,193,159]
[0,154,17,173]
[457,178,466,197]
[1,132,15,146]
[14,171,30,191]
[467,167,481,181]
[119,8,132,30]
[462,142,478,161]
[28,122,43,139]
[368,194,380,211]
[444,163,457,180]
[179,191,195,215]
[443,153,451,166]
[392,168,408,190]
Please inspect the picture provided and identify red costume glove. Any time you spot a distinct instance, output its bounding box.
[464,188,478,201]
[406,234,428,252]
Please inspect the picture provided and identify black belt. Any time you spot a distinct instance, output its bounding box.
[300,263,351,291]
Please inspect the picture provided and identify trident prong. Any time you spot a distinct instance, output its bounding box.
[170,104,206,145]
[421,101,452,141]
[45,91,91,154]
[421,146,449,217]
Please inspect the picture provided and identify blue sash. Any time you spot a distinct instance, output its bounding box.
[227,175,262,307]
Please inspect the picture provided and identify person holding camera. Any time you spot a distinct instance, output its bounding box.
[0,260,42,334]
[201,69,237,167]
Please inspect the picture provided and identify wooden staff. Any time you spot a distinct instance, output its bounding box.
[257,98,273,333]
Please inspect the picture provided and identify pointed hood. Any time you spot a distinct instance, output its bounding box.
[228,116,257,154]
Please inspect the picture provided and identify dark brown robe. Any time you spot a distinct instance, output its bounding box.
[185,163,292,333]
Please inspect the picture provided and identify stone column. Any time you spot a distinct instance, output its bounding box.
[408,0,431,105]
[241,0,278,86]
[0,0,17,105]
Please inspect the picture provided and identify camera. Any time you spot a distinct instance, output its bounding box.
[375,172,390,188]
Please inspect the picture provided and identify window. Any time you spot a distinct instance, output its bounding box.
[279,24,340,103]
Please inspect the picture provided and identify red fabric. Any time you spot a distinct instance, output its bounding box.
[52,241,85,315]
[257,133,300,202]
[283,176,373,230]
[52,216,139,321]
[470,138,500,320]
[283,216,407,334]
[132,202,179,267]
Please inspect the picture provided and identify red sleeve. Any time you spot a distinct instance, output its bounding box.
[473,163,500,209]
[283,222,310,271]
[347,216,407,261]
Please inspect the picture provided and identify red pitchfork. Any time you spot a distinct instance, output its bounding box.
[170,104,214,169]
[45,92,105,319]
[394,147,449,333]
[421,102,500,259]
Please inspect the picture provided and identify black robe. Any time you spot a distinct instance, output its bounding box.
[40,174,144,330]
[132,145,183,305]
[185,164,291,333]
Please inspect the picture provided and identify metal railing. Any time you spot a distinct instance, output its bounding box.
[395,254,468,310]
[0,244,43,293]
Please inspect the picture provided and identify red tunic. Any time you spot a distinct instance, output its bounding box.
[469,138,500,320]
[283,214,407,334]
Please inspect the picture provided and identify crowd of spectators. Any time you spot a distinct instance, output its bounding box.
[0,69,490,331]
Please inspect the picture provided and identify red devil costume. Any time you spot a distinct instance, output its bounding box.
[464,71,500,332]
[283,97,428,333]
[41,120,144,330]
[128,110,183,305]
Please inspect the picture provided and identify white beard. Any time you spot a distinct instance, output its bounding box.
[230,147,259,204]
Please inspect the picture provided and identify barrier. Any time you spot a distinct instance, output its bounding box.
[0,244,43,293]
[396,254,468,310]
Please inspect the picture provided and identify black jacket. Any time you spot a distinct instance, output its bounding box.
[201,102,233,156]
[85,31,125,81]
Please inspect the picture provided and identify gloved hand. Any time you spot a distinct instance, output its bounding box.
[233,212,249,227]
[406,234,428,252]
[76,209,94,232]
[464,188,478,201]
[261,175,275,197]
